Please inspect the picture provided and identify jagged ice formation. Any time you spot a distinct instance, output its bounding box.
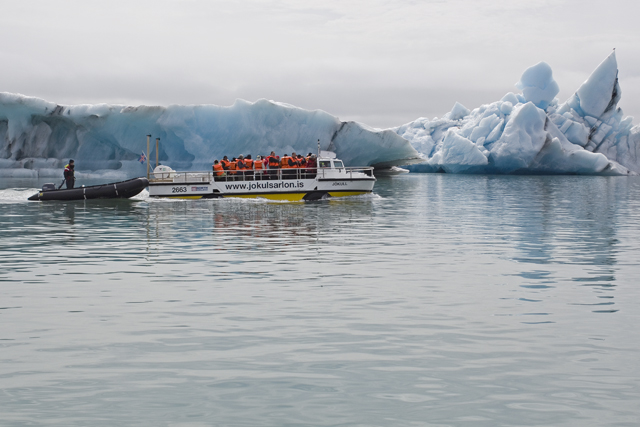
[2,51,639,178]
[395,52,640,175]
[0,97,421,178]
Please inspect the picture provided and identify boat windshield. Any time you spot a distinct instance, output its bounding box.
[333,161,344,168]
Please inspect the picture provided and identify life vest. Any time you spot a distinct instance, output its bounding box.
[64,164,74,179]
[280,156,291,168]
[297,157,307,168]
[244,159,253,169]
[229,161,237,173]
[268,156,280,168]
[221,159,230,170]
[213,163,224,176]
[236,159,246,170]
[287,157,298,168]
[254,160,264,170]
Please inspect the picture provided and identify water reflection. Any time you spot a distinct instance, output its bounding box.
[137,198,376,267]
[2,177,640,426]
[375,175,639,318]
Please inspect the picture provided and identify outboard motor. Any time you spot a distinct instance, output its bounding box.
[41,183,56,192]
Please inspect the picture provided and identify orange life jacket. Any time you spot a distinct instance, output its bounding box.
[268,156,280,168]
[254,160,264,170]
[244,159,253,169]
[236,159,246,170]
[280,156,291,168]
[213,163,224,176]
[221,159,230,170]
[229,161,237,173]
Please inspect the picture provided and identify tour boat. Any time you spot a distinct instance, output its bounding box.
[147,154,376,201]
[28,177,149,201]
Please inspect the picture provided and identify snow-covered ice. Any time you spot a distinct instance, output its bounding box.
[0,96,421,178]
[396,51,639,175]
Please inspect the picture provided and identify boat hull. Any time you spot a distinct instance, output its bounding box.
[148,177,375,201]
[28,177,149,201]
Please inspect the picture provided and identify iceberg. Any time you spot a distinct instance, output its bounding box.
[0,95,421,178]
[395,51,640,175]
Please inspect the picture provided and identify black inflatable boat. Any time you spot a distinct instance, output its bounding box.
[28,177,149,201]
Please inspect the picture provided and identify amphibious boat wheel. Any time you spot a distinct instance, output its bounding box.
[302,191,328,201]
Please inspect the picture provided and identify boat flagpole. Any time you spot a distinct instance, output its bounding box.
[146,134,151,179]
[155,138,160,170]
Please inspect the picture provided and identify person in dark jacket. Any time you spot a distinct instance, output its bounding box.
[63,160,75,189]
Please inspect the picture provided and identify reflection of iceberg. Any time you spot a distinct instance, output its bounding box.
[395,52,639,175]
[0,96,421,179]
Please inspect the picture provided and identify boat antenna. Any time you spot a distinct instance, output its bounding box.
[155,137,160,169]
[317,139,320,158]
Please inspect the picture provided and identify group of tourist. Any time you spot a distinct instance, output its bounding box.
[212,151,318,180]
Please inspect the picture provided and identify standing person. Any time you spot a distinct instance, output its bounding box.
[253,156,265,180]
[297,154,307,178]
[280,153,292,179]
[221,156,230,170]
[63,159,75,189]
[268,151,279,180]
[244,155,254,180]
[306,154,317,179]
[229,157,238,180]
[212,160,225,181]
[236,155,247,180]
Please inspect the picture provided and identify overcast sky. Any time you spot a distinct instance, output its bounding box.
[1,0,639,128]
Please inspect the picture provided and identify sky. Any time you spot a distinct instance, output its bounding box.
[1,0,639,129]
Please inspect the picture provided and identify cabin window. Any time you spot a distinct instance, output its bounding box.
[333,161,344,169]
[319,160,331,168]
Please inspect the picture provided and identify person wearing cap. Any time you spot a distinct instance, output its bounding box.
[63,159,75,189]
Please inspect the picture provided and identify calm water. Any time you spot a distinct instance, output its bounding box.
[1,174,639,426]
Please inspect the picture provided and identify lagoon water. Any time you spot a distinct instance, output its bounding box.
[1,174,639,426]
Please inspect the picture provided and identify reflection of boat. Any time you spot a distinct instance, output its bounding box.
[28,177,149,201]
[147,155,376,201]
[374,166,409,176]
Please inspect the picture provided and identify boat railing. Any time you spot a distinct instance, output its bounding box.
[150,167,374,183]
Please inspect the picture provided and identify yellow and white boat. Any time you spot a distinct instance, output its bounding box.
[147,154,376,201]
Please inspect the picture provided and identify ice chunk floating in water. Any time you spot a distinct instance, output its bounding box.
[0,96,421,179]
[395,51,640,175]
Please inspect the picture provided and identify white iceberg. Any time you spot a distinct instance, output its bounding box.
[395,51,639,175]
[0,95,421,178]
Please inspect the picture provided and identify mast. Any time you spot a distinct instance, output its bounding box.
[146,134,151,179]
